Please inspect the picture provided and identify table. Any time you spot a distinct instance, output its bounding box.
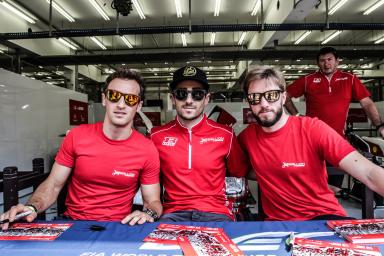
[0,220,383,256]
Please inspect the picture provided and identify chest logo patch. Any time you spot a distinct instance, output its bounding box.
[335,77,348,81]
[200,137,224,144]
[282,162,305,168]
[162,137,178,146]
[112,170,135,177]
[313,78,321,83]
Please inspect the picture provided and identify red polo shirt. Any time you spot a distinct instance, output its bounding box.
[287,70,370,136]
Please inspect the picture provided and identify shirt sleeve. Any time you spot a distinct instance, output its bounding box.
[226,131,251,177]
[351,74,371,101]
[55,129,76,168]
[312,118,355,167]
[140,141,160,185]
[286,75,306,98]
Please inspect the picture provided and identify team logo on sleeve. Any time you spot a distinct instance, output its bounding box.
[162,137,178,146]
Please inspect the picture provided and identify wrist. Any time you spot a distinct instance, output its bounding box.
[25,204,38,214]
[143,208,159,221]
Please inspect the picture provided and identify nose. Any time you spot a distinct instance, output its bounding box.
[116,97,126,108]
[185,92,194,103]
[258,95,270,107]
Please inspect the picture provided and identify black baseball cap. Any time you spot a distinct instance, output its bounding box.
[170,66,209,91]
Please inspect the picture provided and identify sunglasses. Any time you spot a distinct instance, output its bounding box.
[173,88,207,101]
[105,89,140,107]
[247,90,282,105]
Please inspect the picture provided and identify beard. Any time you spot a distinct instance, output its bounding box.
[253,105,283,127]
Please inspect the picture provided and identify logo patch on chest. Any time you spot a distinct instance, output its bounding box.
[162,137,178,146]
[313,78,321,83]
[200,137,224,144]
[282,162,305,168]
[112,170,135,177]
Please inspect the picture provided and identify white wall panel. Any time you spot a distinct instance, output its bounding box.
[0,69,87,173]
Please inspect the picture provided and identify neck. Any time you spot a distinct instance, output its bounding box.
[261,111,289,133]
[178,114,204,130]
[102,120,133,140]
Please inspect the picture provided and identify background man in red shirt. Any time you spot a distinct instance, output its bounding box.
[151,66,249,222]
[239,65,384,221]
[284,47,384,190]
[1,68,162,229]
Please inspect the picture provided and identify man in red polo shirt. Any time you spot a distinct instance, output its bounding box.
[1,68,162,229]
[239,65,384,221]
[151,66,249,221]
[285,47,384,190]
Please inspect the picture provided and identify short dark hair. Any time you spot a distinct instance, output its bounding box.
[243,66,286,95]
[317,47,338,62]
[104,67,145,99]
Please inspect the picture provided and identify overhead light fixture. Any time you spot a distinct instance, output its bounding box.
[321,30,342,44]
[328,0,349,15]
[363,0,384,15]
[294,31,312,45]
[58,38,78,50]
[46,0,75,22]
[90,36,107,50]
[210,32,216,46]
[374,35,384,44]
[0,49,3,54]
[1,0,37,24]
[88,0,110,20]
[251,0,261,16]
[238,32,247,45]
[181,33,187,47]
[120,35,133,48]
[214,0,221,16]
[132,0,146,19]
[175,0,182,18]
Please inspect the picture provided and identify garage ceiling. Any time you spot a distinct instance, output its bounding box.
[0,0,383,99]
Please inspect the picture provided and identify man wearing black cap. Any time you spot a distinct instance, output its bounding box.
[151,66,249,222]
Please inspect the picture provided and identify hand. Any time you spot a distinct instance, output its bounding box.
[0,203,37,230]
[379,126,384,138]
[121,210,155,226]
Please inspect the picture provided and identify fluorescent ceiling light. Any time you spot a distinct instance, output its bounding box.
[238,32,247,45]
[90,36,107,50]
[1,1,36,24]
[374,36,384,44]
[0,49,3,54]
[321,30,342,44]
[328,0,349,15]
[132,0,146,19]
[363,0,384,15]
[58,38,78,50]
[120,36,133,48]
[181,33,187,47]
[251,0,261,16]
[214,0,221,16]
[210,32,216,46]
[88,0,110,20]
[46,0,75,22]
[294,31,311,45]
[175,0,182,18]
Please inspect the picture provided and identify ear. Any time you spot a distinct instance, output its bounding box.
[102,92,106,107]
[204,92,211,106]
[136,101,143,113]
[281,91,287,105]
[170,93,176,107]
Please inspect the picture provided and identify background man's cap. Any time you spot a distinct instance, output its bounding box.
[170,66,209,91]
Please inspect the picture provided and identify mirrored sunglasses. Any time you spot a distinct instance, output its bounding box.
[247,90,282,105]
[173,88,207,101]
[105,89,140,107]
